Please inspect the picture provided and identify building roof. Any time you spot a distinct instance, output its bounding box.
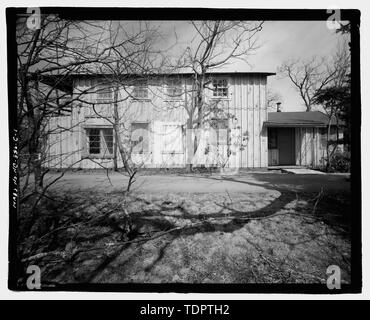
[265,111,343,127]
[38,68,276,77]
[36,70,276,93]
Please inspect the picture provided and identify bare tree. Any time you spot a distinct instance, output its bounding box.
[171,21,264,171]
[78,21,166,190]
[278,39,350,112]
[18,16,109,198]
[15,17,173,277]
[278,56,338,112]
[17,15,164,248]
[313,42,351,170]
[314,86,347,170]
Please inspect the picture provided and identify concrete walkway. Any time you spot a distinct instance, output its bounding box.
[45,171,350,194]
[281,168,326,175]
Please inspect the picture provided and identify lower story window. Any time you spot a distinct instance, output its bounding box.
[86,128,113,157]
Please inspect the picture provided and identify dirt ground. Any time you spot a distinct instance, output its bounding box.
[45,171,350,194]
[19,172,351,285]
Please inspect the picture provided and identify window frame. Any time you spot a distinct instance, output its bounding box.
[84,126,114,159]
[132,79,149,100]
[95,84,113,102]
[165,78,183,101]
[212,78,229,98]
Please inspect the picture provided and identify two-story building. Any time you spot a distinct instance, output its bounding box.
[40,71,340,170]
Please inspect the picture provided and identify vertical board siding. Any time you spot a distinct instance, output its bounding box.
[302,128,308,165]
[260,76,268,168]
[253,76,260,168]
[46,74,269,169]
[236,76,243,168]
[241,76,248,168]
[294,127,320,167]
[247,78,254,168]
[306,128,313,166]
[295,128,301,166]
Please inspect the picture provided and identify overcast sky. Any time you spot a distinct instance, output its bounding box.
[87,20,349,111]
[250,21,349,111]
[154,20,349,112]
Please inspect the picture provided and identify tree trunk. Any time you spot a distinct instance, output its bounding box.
[112,120,137,192]
[186,74,204,173]
[33,155,43,194]
[326,119,332,171]
[26,80,44,194]
[186,118,194,173]
[113,84,119,171]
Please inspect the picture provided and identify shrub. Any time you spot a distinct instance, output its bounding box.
[328,151,351,173]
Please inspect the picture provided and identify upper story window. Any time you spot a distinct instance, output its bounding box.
[212,79,228,98]
[96,84,113,102]
[165,78,183,100]
[133,79,149,99]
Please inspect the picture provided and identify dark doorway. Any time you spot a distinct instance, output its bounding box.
[277,128,295,165]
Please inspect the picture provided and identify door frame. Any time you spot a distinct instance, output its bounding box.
[268,127,296,166]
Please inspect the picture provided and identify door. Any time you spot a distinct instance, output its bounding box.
[161,123,184,167]
[278,128,295,165]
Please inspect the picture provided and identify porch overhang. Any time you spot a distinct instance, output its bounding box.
[265,111,342,128]
[264,121,327,128]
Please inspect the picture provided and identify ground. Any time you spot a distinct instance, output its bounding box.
[19,172,351,285]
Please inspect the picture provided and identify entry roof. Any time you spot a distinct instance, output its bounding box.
[265,111,343,128]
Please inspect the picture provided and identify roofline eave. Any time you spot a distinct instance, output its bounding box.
[264,122,330,128]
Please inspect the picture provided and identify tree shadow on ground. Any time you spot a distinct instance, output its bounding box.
[18,173,351,284]
[171,173,351,228]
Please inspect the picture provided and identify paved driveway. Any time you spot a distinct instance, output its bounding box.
[45,171,350,194]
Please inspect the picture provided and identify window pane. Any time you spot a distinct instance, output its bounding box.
[133,80,148,99]
[166,78,182,98]
[102,128,114,154]
[97,85,113,100]
[88,129,100,154]
[87,128,114,156]
[213,79,228,97]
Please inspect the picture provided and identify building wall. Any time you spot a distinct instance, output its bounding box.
[295,127,318,167]
[294,127,343,167]
[45,74,268,169]
[267,126,343,168]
